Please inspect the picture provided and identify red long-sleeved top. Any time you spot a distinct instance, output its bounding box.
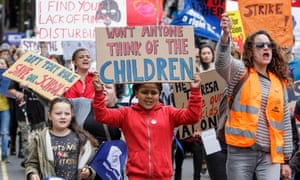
[93,87,202,180]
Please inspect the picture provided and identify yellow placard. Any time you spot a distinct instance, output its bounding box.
[227,10,245,53]
[3,52,80,100]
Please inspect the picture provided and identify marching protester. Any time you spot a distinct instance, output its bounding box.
[70,83,125,180]
[196,43,215,72]
[198,42,228,180]
[0,57,11,163]
[8,47,26,157]
[25,97,98,180]
[8,79,48,167]
[7,45,51,167]
[215,13,293,180]
[64,48,94,99]
[92,72,203,180]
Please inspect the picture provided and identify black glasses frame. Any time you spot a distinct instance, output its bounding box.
[254,42,273,49]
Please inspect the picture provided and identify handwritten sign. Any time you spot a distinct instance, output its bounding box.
[238,0,293,46]
[227,10,245,53]
[3,52,80,100]
[95,25,196,83]
[20,38,63,55]
[36,0,127,41]
[173,70,226,139]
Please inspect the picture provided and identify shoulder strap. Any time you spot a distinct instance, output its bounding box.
[229,70,250,108]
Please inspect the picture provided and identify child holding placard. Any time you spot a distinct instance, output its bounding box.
[92,72,203,179]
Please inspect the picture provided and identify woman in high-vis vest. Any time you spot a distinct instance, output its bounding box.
[215,13,293,180]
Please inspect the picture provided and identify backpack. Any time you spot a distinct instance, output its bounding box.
[217,71,249,142]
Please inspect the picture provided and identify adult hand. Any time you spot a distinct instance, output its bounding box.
[191,73,201,89]
[281,164,291,180]
[220,13,232,44]
[92,72,103,91]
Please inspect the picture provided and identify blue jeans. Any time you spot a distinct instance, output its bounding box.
[227,145,280,180]
[0,110,10,158]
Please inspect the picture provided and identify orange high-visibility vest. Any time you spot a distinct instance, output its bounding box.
[225,68,285,163]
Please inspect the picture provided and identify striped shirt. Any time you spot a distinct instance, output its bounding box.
[215,40,293,159]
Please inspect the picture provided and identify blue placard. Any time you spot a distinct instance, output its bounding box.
[89,140,127,180]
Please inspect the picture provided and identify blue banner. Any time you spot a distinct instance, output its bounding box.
[89,140,127,180]
[5,32,25,46]
[171,1,221,42]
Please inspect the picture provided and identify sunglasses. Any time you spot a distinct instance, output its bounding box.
[254,42,273,49]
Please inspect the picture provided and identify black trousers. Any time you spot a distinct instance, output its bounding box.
[174,140,203,180]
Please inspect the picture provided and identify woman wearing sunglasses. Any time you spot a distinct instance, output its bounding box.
[214,13,293,180]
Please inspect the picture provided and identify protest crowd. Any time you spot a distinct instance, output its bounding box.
[1,0,300,180]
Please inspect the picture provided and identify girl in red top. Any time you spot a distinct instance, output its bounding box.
[64,48,94,99]
[92,72,203,180]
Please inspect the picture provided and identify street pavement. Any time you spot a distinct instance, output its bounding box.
[1,152,211,180]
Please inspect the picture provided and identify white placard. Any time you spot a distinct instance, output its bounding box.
[201,128,221,155]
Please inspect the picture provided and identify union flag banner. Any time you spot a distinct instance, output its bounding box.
[127,0,164,26]
[238,0,293,46]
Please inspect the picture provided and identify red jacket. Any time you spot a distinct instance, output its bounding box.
[64,72,94,99]
[93,87,202,180]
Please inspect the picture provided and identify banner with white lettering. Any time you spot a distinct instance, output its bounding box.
[3,52,80,100]
[95,25,196,83]
[36,0,127,41]
[171,0,224,41]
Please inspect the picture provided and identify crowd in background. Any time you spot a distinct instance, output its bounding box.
[1,8,300,180]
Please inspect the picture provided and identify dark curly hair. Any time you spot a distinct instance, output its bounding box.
[242,30,288,81]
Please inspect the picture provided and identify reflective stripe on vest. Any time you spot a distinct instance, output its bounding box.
[225,68,285,163]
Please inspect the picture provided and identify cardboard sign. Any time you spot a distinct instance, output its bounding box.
[36,0,127,41]
[173,70,226,139]
[95,25,196,83]
[3,52,80,100]
[238,0,293,46]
